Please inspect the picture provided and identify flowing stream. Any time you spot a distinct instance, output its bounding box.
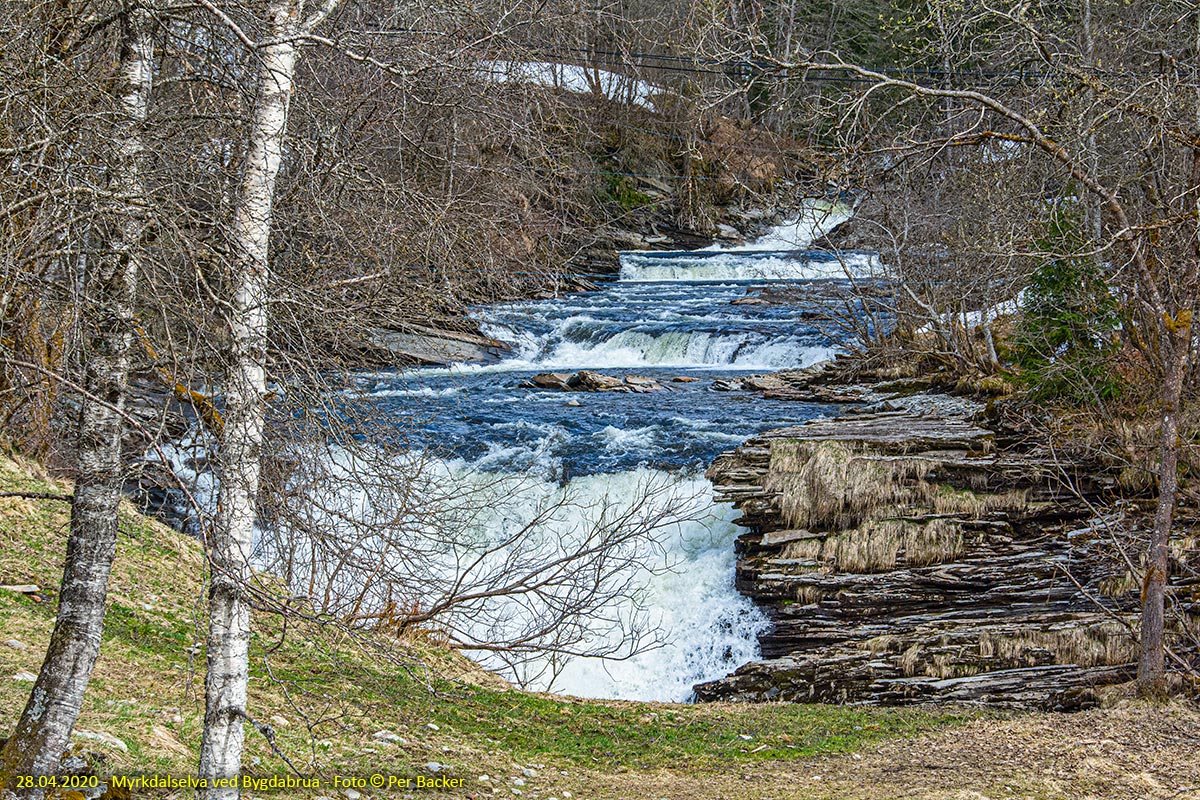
[352,202,871,700]
[155,201,870,702]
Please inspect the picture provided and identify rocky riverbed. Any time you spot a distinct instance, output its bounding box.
[692,359,1193,710]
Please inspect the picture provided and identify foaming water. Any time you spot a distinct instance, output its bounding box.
[340,212,867,699]
[617,250,880,283]
[725,198,855,251]
[158,204,872,702]
[536,477,769,700]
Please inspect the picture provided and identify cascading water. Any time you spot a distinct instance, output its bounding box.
[154,201,868,702]
[347,201,869,700]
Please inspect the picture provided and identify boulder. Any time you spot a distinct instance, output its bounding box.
[522,371,667,393]
[568,371,626,392]
[731,295,769,306]
[368,324,510,366]
[524,372,573,391]
[741,374,789,393]
[623,375,665,392]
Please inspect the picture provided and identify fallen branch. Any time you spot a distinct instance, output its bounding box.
[0,491,73,503]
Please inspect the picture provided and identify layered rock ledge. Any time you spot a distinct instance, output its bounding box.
[694,366,1151,710]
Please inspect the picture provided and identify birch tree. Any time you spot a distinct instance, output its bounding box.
[198,0,341,793]
[0,1,155,794]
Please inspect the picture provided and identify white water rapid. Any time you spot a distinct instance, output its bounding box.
[155,200,865,702]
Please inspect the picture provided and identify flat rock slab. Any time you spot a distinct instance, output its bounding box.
[369,325,510,365]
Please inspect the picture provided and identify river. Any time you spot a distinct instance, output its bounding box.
[349,201,873,700]
[154,201,870,702]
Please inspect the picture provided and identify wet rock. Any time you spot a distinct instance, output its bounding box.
[671,376,699,383]
[523,371,665,393]
[623,375,665,392]
[569,371,626,392]
[711,379,744,392]
[741,374,789,393]
[525,372,573,391]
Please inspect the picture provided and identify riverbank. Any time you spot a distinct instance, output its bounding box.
[4,454,1199,799]
[0,453,973,796]
[693,354,1199,708]
[2,448,1200,796]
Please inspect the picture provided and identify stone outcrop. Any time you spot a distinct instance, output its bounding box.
[693,368,1167,710]
[521,371,666,393]
[367,324,511,366]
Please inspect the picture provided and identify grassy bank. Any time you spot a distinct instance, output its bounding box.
[0,454,979,797]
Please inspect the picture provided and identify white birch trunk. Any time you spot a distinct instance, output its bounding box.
[0,3,154,796]
[197,1,299,795]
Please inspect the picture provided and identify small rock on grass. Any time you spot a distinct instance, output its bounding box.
[72,730,128,752]
[11,672,37,682]
[3,639,27,651]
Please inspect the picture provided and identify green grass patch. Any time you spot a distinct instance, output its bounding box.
[0,453,981,794]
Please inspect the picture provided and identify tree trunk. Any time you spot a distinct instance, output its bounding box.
[0,3,154,797]
[197,1,298,795]
[1137,325,1191,696]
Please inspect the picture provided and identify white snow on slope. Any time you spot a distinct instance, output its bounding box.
[480,60,662,110]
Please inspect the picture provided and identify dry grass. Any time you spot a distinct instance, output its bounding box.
[781,518,964,573]
[577,703,1200,800]
[978,623,1138,669]
[766,440,933,531]
[766,440,1026,537]
[860,621,1138,679]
